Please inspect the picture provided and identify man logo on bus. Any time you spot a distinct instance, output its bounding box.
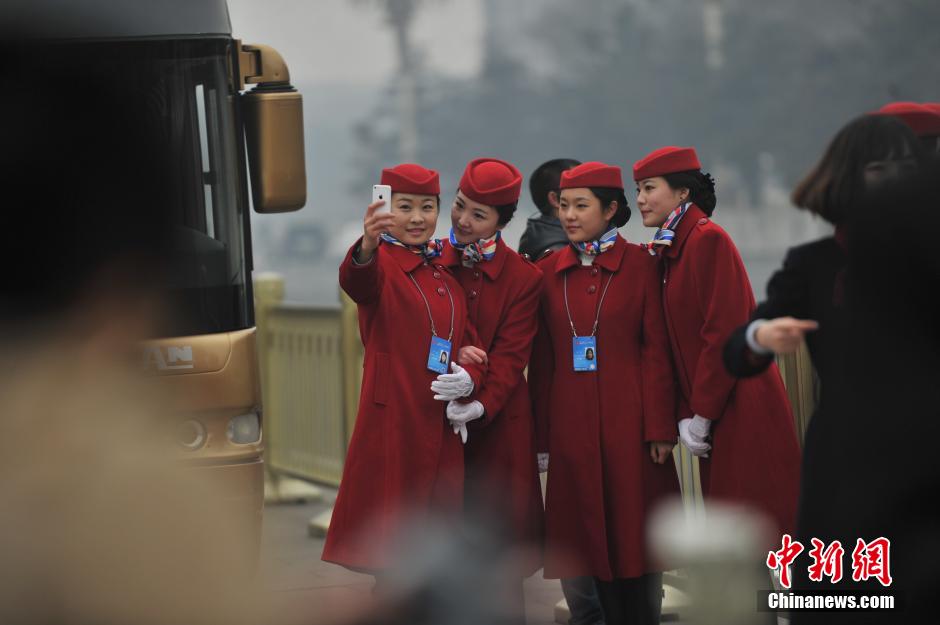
[143,345,195,371]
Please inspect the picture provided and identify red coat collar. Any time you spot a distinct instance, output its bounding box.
[381,239,428,273]
[440,236,509,280]
[554,234,628,273]
[662,204,708,260]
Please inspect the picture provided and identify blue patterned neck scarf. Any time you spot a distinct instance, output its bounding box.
[645,202,691,256]
[449,228,500,264]
[573,227,618,256]
[380,232,443,261]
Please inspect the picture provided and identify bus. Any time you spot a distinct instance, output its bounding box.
[9,0,308,555]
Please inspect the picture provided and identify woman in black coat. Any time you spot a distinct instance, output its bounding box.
[723,115,929,623]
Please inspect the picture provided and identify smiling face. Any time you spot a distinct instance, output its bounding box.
[635,176,688,228]
[450,190,502,244]
[386,192,439,245]
[558,187,618,243]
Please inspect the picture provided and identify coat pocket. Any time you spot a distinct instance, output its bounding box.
[373,352,390,405]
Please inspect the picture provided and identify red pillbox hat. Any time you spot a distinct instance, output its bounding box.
[458,158,523,206]
[559,161,623,190]
[633,146,702,181]
[380,163,440,195]
[876,102,940,137]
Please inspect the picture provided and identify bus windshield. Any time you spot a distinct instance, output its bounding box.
[53,39,252,337]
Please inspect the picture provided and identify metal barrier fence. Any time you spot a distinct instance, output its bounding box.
[255,275,360,486]
[256,273,817,492]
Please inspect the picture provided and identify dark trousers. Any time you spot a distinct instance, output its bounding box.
[593,573,662,625]
[561,576,604,625]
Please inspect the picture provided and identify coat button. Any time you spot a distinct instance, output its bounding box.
[591,268,599,276]
[473,271,481,280]
[587,285,597,294]
[698,218,708,225]
[433,271,441,279]
[437,287,446,296]
[469,290,478,299]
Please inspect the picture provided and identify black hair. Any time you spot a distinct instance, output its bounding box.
[495,202,518,226]
[529,158,582,215]
[589,187,631,228]
[662,170,718,216]
[792,114,926,225]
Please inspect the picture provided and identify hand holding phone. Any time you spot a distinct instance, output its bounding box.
[372,185,392,213]
[359,184,395,262]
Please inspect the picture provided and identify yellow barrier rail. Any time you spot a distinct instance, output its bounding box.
[256,275,351,486]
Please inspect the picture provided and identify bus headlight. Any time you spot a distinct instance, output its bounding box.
[177,420,207,450]
[226,412,261,444]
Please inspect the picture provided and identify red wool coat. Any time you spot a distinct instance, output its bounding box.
[440,238,544,577]
[529,236,679,581]
[322,239,484,572]
[659,204,801,541]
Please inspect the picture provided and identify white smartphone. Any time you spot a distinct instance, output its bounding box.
[372,184,392,214]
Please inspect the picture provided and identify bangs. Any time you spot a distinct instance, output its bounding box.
[862,118,920,163]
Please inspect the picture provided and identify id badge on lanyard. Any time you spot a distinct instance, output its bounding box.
[427,336,452,374]
[408,271,456,375]
[564,271,614,373]
[572,336,598,372]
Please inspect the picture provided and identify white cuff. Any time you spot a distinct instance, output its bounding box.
[745,319,773,356]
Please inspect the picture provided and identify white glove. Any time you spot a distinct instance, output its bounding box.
[447,400,484,445]
[537,453,549,473]
[689,414,712,439]
[431,362,474,401]
[678,416,711,457]
[452,422,469,444]
[446,400,485,424]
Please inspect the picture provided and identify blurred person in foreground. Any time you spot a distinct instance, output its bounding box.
[723,114,930,622]
[518,158,581,260]
[0,42,264,625]
[820,155,940,623]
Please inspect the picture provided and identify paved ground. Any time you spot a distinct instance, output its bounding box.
[260,487,566,625]
[260,486,800,625]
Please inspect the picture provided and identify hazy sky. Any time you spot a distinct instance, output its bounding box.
[227,0,484,85]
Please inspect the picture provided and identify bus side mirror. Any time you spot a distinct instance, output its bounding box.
[239,43,307,213]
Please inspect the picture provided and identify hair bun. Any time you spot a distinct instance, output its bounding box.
[702,172,717,193]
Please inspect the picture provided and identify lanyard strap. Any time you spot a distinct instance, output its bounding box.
[563,270,614,338]
[408,270,455,342]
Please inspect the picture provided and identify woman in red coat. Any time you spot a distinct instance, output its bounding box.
[528,161,678,625]
[322,163,484,575]
[438,157,544,619]
[633,146,801,545]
